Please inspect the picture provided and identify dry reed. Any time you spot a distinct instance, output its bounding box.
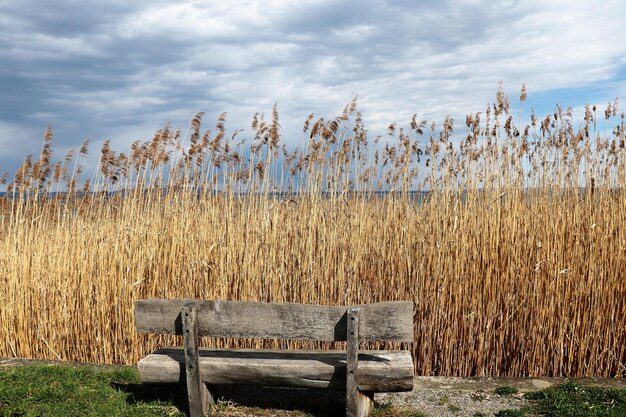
[0,87,624,377]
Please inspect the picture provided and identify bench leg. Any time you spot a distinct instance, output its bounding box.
[346,308,374,417]
[182,302,215,417]
[347,389,374,417]
[189,382,213,417]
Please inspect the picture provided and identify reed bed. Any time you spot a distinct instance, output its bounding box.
[0,86,625,377]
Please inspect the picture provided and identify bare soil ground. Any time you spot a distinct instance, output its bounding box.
[377,377,625,417]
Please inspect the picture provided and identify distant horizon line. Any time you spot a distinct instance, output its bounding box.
[0,187,617,198]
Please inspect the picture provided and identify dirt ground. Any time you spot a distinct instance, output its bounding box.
[376,376,626,417]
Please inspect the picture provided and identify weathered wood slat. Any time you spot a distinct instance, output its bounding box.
[138,348,414,392]
[346,308,359,415]
[182,302,212,417]
[346,308,374,417]
[134,299,413,342]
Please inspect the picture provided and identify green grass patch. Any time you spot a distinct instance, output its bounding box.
[491,381,626,417]
[495,386,519,395]
[494,409,528,417]
[0,365,185,416]
[524,381,626,417]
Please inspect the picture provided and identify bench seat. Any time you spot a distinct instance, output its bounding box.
[138,347,414,392]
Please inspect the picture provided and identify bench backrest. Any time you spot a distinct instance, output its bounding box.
[135,299,413,342]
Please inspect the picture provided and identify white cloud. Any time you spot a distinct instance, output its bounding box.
[1,0,626,174]
[2,32,104,61]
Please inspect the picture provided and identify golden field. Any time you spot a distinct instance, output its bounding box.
[0,87,625,377]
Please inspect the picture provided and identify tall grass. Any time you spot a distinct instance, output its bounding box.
[0,86,624,377]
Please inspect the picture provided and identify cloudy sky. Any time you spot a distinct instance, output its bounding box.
[1,0,626,182]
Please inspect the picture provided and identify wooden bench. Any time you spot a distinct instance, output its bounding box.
[134,299,414,417]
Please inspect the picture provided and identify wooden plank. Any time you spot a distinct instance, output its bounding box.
[346,308,373,417]
[135,299,413,342]
[355,391,374,417]
[182,302,213,417]
[346,307,359,416]
[138,348,414,392]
